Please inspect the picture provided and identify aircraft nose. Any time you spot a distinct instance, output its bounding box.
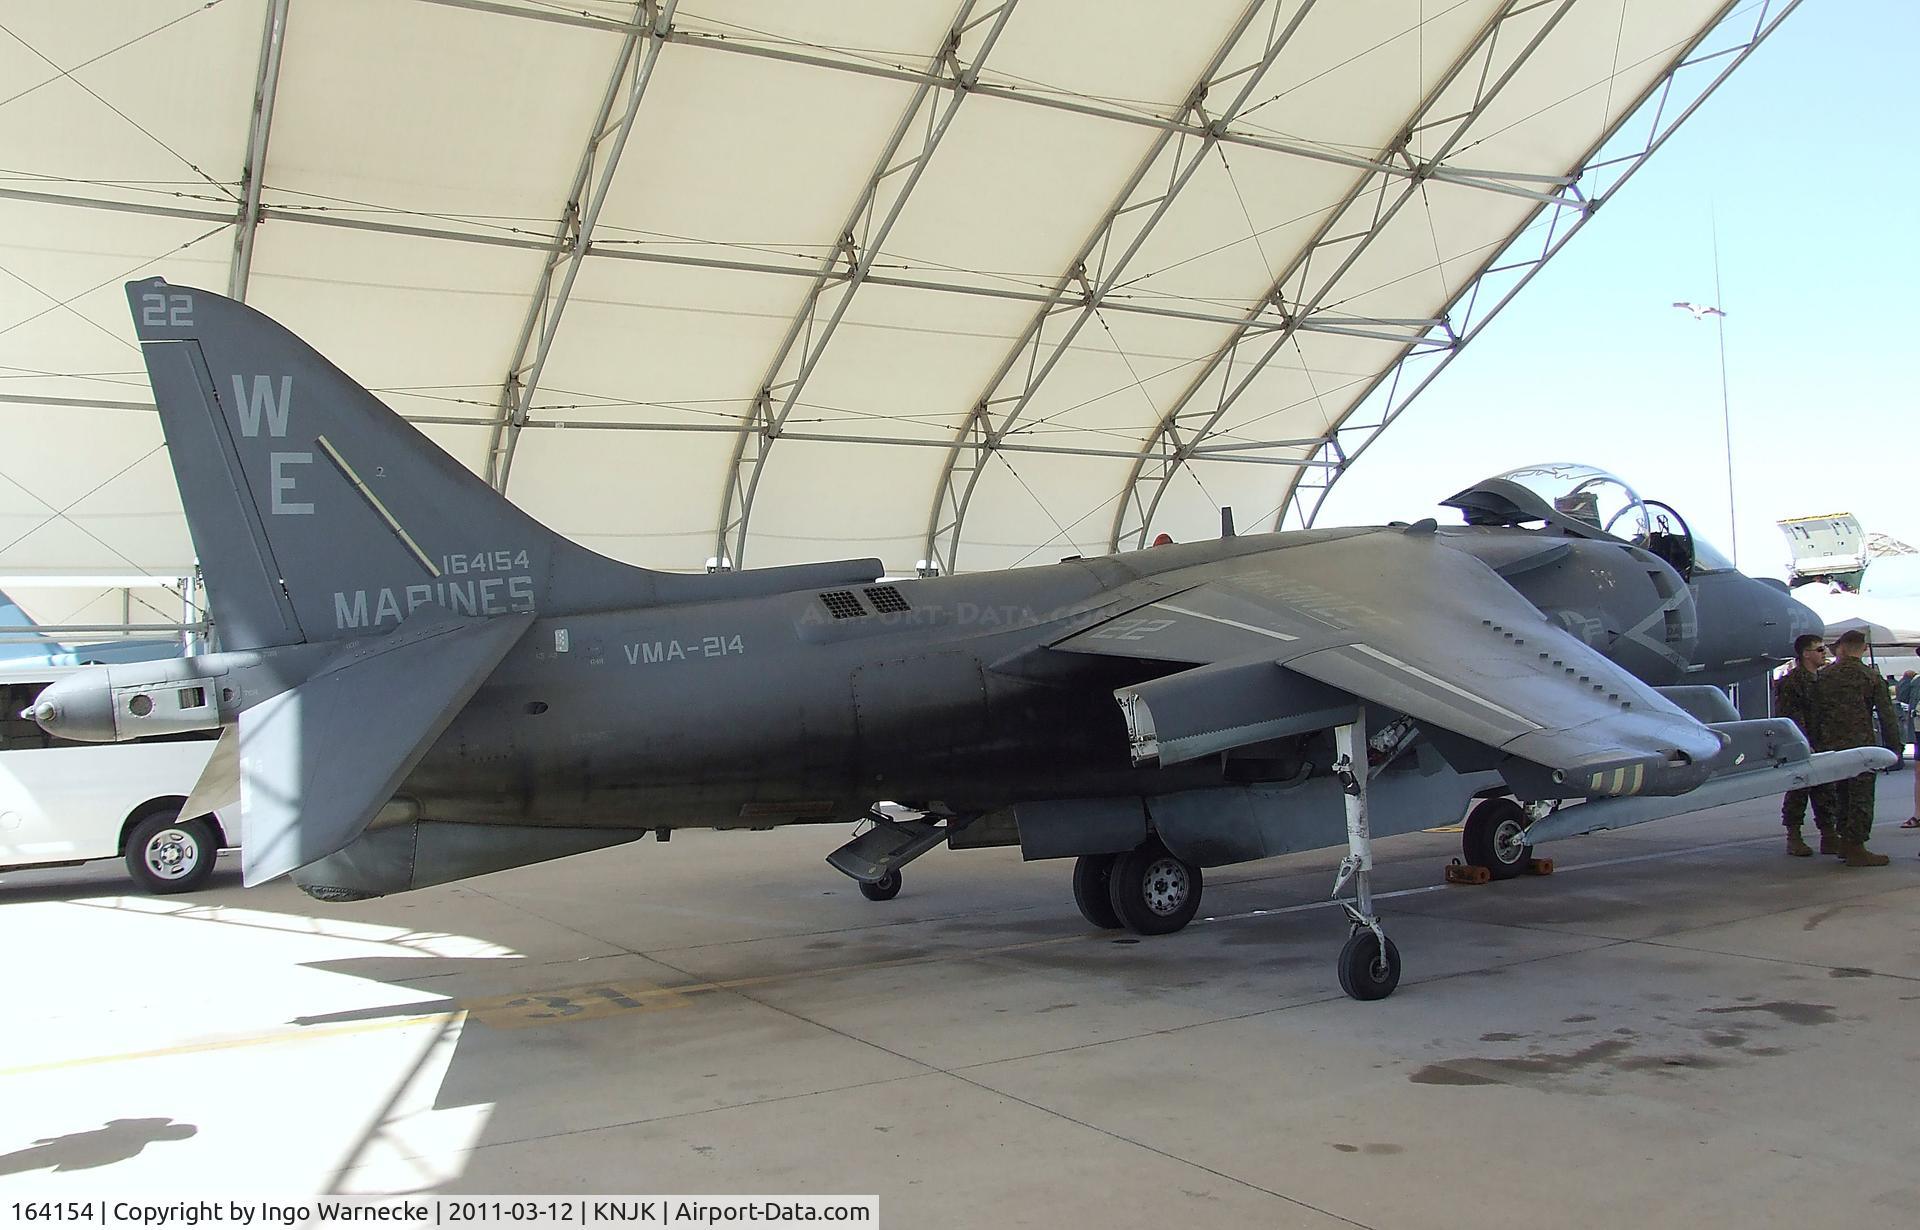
[1786,592,1824,644]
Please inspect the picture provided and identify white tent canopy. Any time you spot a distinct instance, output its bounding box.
[0,0,1799,636]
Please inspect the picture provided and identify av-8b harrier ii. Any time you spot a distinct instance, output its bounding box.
[25,281,1891,1000]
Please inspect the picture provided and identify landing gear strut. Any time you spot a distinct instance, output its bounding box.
[1331,716,1400,1000]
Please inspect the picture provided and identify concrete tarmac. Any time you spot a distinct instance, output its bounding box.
[3,773,1919,1227]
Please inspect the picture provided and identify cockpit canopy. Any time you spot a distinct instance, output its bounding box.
[1443,462,1733,577]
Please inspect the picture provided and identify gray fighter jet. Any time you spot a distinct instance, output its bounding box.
[23,281,1891,1000]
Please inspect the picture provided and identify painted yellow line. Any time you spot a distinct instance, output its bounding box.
[0,1012,460,1078]
[463,980,690,1029]
[0,934,1094,1073]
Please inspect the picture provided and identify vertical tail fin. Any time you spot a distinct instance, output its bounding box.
[129,280,887,649]
[128,279,660,649]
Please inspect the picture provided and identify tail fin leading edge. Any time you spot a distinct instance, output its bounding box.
[127,279,656,650]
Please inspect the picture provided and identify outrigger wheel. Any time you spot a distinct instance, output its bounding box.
[1462,796,1534,880]
[859,868,902,901]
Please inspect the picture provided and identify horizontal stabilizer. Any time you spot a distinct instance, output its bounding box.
[240,610,532,885]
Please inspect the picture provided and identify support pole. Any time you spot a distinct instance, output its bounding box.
[229,0,290,301]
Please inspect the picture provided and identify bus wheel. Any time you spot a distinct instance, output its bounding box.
[125,807,217,894]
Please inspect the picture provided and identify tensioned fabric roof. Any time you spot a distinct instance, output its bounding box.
[0,0,1796,633]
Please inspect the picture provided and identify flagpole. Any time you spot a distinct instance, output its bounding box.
[1710,206,1737,567]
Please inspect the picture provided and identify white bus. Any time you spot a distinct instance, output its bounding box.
[0,665,232,893]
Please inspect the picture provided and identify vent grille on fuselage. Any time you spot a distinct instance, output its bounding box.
[864,585,911,614]
[819,590,865,619]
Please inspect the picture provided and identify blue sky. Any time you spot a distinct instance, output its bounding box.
[1316,0,1912,580]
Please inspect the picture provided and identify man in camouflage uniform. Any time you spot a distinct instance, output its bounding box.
[1814,628,1903,866]
[1773,634,1834,856]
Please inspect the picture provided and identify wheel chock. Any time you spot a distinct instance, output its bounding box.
[1525,857,1555,876]
[1445,860,1492,885]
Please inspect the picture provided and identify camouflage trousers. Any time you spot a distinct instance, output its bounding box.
[1781,785,1834,832]
[1830,773,1878,844]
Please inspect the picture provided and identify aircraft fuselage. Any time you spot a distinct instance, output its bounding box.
[398,523,1804,831]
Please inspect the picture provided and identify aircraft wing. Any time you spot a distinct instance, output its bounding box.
[1053,527,1724,797]
[237,609,533,885]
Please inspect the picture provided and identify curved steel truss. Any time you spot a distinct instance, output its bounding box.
[0,0,1803,588]
[485,0,675,493]
[1275,0,1800,534]
[712,0,1022,570]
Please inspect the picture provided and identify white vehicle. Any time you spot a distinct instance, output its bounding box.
[1,665,231,893]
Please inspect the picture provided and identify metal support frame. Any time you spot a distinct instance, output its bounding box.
[183,567,204,655]
[409,0,1581,213]
[1108,0,1575,555]
[228,0,289,301]
[0,391,1331,467]
[1,0,1794,577]
[0,623,210,639]
[0,179,1510,346]
[0,182,1582,344]
[713,0,1021,569]
[484,0,676,493]
[917,0,1319,577]
[1279,0,1800,532]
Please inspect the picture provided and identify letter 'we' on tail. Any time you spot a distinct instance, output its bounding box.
[126,279,651,651]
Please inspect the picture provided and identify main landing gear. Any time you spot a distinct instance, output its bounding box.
[1073,716,1401,1000]
[1461,796,1535,879]
[1072,838,1204,935]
